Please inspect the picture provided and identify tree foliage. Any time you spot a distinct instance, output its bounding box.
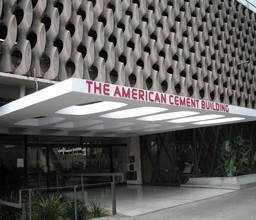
[212,136,256,177]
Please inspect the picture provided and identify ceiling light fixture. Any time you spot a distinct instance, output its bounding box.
[101,107,168,119]
[168,114,225,123]
[15,117,64,126]
[56,101,127,115]
[138,111,199,121]
[193,117,245,125]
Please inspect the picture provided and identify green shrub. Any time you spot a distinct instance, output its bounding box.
[63,199,87,220]
[87,199,108,218]
[0,191,19,203]
[0,191,20,220]
[0,208,19,220]
[0,190,110,220]
[213,136,256,177]
[33,193,65,220]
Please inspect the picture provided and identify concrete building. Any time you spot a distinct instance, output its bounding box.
[0,0,256,190]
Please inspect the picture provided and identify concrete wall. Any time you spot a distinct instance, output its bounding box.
[126,136,142,184]
[183,174,256,190]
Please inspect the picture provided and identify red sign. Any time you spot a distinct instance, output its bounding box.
[85,80,229,113]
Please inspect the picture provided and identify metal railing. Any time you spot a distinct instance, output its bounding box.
[0,172,123,220]
[57,172,125,214]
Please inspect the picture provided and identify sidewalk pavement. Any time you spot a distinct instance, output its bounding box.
[99,186,256,220]
[84,185,235,219]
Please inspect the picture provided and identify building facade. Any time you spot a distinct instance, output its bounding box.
[0,0,256,191]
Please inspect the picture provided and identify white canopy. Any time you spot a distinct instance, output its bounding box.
[0,78,255,137]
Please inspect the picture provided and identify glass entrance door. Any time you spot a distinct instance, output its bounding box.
[26,145,114,188]
[54,146,112,174]
[52,146,113,185]
[26,146,48,188]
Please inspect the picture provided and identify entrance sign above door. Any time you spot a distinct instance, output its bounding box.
[83,80,229,113]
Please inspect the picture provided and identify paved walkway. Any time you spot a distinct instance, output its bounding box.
[119,186,256,220]
[83,185,236,219]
